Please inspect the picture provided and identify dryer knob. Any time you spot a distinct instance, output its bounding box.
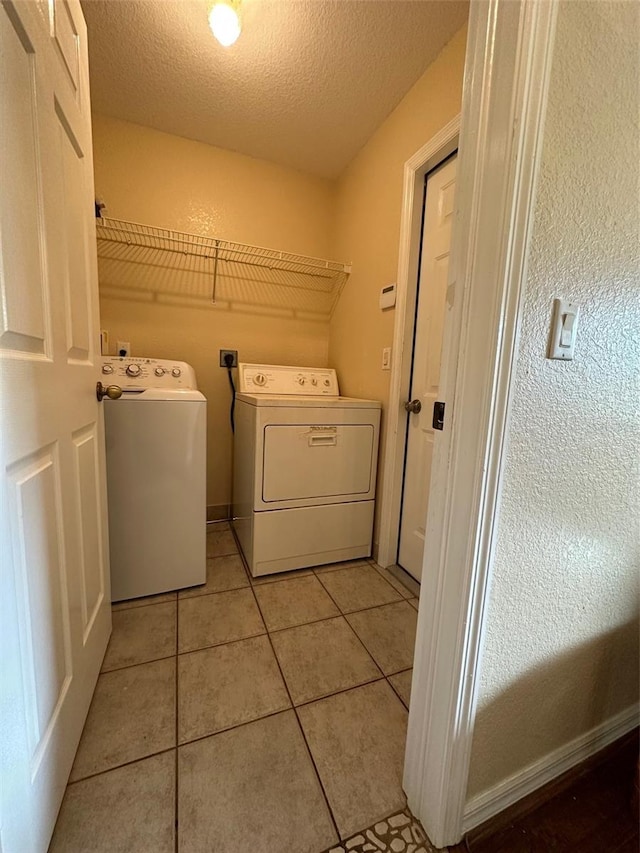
[126,364,141,377]
[311,378,318,386]
[323,379,331,386]
[154,367,165,377]
[102,364,114,375]
[171,368,181,377]
[254,374,266,386]
[297,376,306,385]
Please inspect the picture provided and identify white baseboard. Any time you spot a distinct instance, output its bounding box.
[463,703,639,833]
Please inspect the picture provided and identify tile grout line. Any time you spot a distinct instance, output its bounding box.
[230,525,343,846]
[91,673,393,763]
[341,612,414,704]
[66,746,177,787]
[387,678,410,711]
[313,563,405,612]
[101,637,411,710]
[369,561,419,601]
[101,651,177,675]
[112,595,178,612]
[310,561,414,724]
[112,558,416,614]
[177,706,299,750]
[309,573,388,684]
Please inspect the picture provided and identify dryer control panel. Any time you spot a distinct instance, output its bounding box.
[238,363,339,396]
[101,357,198,391]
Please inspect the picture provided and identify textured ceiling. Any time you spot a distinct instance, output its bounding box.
[81,0,468,178]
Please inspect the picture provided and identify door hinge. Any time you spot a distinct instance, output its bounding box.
[433,401,445,430]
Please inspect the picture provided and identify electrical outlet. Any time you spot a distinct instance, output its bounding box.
[219,349,238,368]
[117,340,130,357]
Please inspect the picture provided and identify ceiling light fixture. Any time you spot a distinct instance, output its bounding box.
[208,2,241,47]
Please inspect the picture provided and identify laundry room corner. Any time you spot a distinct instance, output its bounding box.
[92,114,335,518]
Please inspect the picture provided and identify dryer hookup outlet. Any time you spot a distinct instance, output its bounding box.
[219,349,238,368]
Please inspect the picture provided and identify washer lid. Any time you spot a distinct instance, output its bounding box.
[107,389,206,402]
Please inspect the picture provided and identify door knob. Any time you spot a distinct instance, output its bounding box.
[96,382,123,402]
[404,399,422,414]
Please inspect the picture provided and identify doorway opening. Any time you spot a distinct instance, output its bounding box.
[397,152,458,581]
[376,118,460,573]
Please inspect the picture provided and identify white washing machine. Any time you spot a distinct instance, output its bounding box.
[102,356,207,601]
[232,363,381,576]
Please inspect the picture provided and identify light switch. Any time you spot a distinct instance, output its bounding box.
[382,347,391,370]
[548,299,579,360]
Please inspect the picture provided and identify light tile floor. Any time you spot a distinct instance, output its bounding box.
[50,522,421,853]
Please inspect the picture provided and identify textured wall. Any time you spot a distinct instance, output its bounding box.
[93,115,334,510]
[328,26,468,547]
[467,0,640,798]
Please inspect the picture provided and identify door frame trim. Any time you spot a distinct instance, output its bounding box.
[377,117,460,570]
[397,0,559,846]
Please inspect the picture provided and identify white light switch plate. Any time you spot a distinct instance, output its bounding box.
[548,299,579,360]
[382,347,391,370]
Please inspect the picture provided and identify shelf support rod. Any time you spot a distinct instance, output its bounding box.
[212,239,219,303]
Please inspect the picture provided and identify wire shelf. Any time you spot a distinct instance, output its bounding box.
[95,217,351,317]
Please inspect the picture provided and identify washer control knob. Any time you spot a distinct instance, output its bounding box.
[126,363,141,377]
[171,367,181,378]
[154,367,165,377]
[102,364,114,375]
[323,378,331,387]
[297,376,306,385]
[254,374,266,386]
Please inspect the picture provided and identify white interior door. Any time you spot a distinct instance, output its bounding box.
[398,156,457,580]
[0,2,111,850]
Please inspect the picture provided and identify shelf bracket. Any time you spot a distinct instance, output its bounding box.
[212,239,220,304]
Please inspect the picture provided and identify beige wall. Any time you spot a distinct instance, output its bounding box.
[328,26,468,547]
[467,0,640,799]
[93,115,334,511]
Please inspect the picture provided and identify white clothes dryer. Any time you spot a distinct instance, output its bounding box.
[232,363,381,577]
[102,356,206,601]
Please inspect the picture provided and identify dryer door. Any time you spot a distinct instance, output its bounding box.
[262,424,375,503]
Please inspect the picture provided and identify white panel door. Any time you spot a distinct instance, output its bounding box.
[398,156,457,580]
[0,2,111,850]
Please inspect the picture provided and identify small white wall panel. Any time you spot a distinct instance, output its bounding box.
[438,175,456,221]
[73,425,105,637]
[7,448,72,770]
[57,105,90,362]
[51,0,79,92]
[0,10,48,357]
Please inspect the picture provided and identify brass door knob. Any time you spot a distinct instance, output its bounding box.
[96,382,123,402]
[404,399,422,414]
